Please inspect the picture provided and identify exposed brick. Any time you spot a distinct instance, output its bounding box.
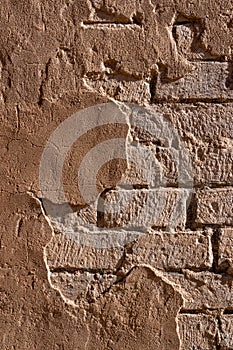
[46,234,124,271]
[100,188,190,230]
[173,22,215,61]
[50,271,117,302]
[196,188,233,226]
[2,0,233,348]
[84,77,150,104]
[129,231,213,271]
[219,315,233,348]
[163,270,233,310]
[178,314,217,350]
[219,228,233,274]
[131,103,233,187]
[155,62,233,102]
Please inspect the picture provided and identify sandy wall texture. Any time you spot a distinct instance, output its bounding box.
[1,1,233,349]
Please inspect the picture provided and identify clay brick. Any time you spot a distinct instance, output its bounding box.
[45,233,124,271]
[155,62,233,102]
[173,23,212,61]
[46,230,213,302]
[178,314,217,350]
[129,231,213,271]
[2,0,233,348]
[219,228,233,274]
[164,270,233,310]
[100,188,190,230]
[50,270,117,302]
[131,103,233,187]
[196,188,233,226]
[84,77,150,104]
[47,230,213,272]
[219,315,233,348]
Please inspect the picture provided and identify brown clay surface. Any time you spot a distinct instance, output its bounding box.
[1,1,233,349]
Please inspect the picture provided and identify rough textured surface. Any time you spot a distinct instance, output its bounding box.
[142,103,233,187]
[178,314,218,350]
[219,228,233,274]
[196,188,233,226]
[1,0,233,349]
[163,270,233,310]
[155,62,233,102]
[219,316,233,349]
[128,231,213,271]
[100,188,189,230]
[86,266,184,350]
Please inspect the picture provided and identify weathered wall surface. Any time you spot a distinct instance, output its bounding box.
[1,1,233,349]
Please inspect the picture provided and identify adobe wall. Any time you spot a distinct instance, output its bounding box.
[1,1,233,349]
